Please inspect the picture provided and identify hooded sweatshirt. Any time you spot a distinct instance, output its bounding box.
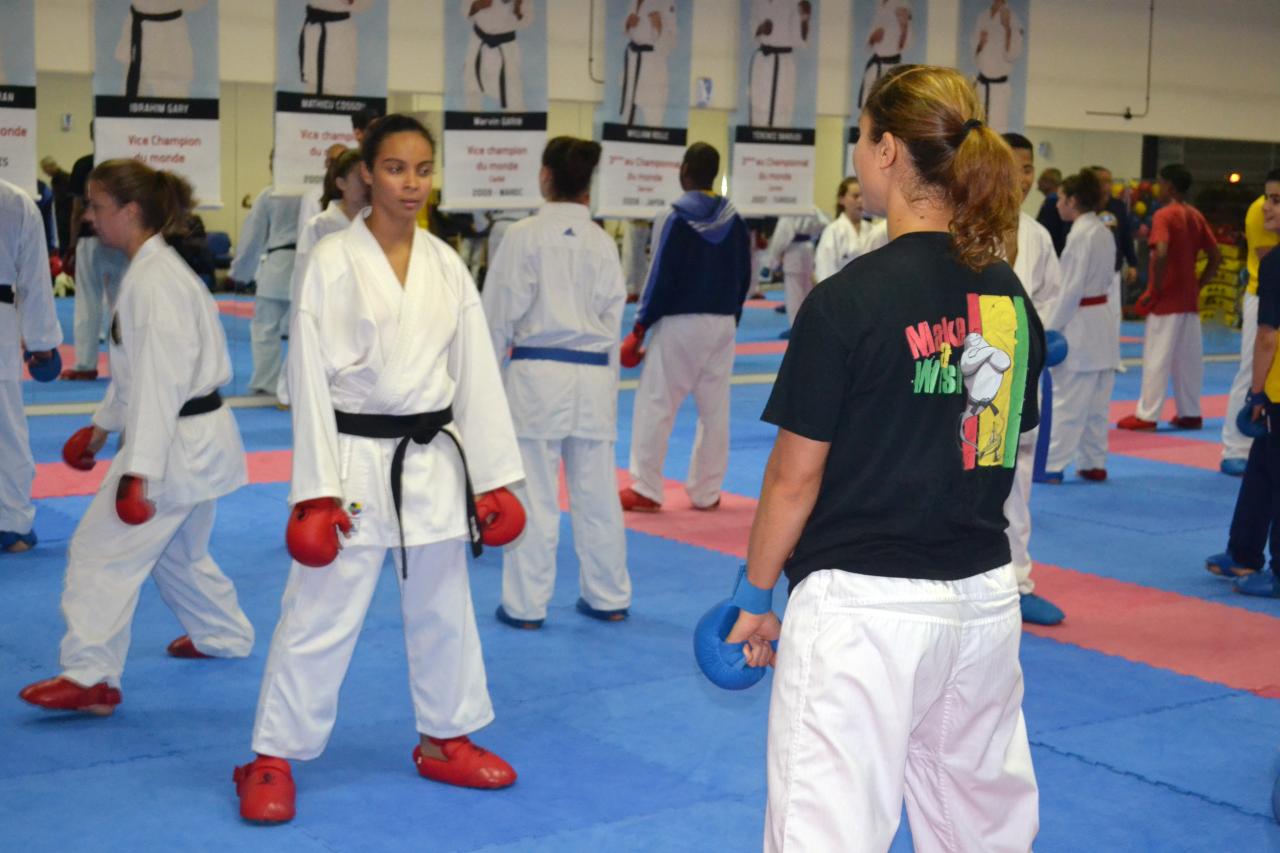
[636,190,752,328]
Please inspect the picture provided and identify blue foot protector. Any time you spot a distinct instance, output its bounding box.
[1205,551,1257,579]
[0,530,36,553]
[1234,570,1280,598]
[1220,458,1248,477]
[494,605,543,630]
[1020,593,1065,626]
[575,597,628,622]
[1038,470,1064,485]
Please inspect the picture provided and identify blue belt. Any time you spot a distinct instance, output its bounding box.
[510,346,609,366]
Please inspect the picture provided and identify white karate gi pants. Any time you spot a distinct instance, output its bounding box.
[1135,312,1203,422]
[980,78,1013,132]
[250,295,290,395]
[0,380,35,535]
[629,314,736,508]
[59,490,254,689]
[1222,292,1259,460]
[252,538,494,759]
[72,237,124,372]
[501,437,631,621]
[781,245,815,328]
[1003,427,1037,595]
[1046,368,1116,474]
[465,36,525,112]
[764,566,1038,853]
[749,50,795,127]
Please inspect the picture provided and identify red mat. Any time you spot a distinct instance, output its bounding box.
[1106,394,1228,472]
[735,341,787,356]
[216,301,255,318]
[743,298,784,310]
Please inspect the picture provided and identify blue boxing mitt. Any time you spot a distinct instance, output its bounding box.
[693,567,778,691]
[1237,391,1269,440]
[23,348,61,383]
[1044,330,1068,368]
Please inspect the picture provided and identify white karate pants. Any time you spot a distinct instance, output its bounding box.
[1003,427,1037,595]
[1135,312,1203,422]
[300,17,357,96]
[764,566,1038,853]
[1046,368,1116,474]
[501,437,631,621]
[749,50,796,127]
[465,36,525,112]
[252,538,495,760]
[59,486,254,689]
[781,244,815,328]
[629,314,736,508]
[0,380,35,534]
[249,295,289,395]
[72,236,125,372]
[980,78,1013,132]
[1222,292,1259,460]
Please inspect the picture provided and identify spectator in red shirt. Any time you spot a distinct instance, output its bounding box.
[1118,164,1222,431]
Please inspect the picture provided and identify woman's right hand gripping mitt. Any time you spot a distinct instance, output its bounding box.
[286,498,353,568]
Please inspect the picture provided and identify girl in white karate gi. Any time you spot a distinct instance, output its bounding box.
[19,160,253,717]
[113,1,206,99]
[0,179,63,553]
[764,209,827,331]
[814,177,879,282]
[235,115,526,825]
[464,0,535,112]
[483,137,632,628]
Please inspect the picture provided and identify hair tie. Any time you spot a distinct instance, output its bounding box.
[963,118,983,133]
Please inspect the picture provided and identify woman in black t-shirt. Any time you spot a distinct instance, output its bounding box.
[726,66,1043,852]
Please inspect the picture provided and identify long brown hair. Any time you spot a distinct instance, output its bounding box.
[321,149,364,208]
[863,65,1020,270]
[89,159,195,242]
[835,176,859,219]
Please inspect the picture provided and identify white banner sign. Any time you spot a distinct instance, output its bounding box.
[0,0,37,192]
[93,1,223,206]
[730,128,815,217]
[596,126,686,219]
[441,120,544,209]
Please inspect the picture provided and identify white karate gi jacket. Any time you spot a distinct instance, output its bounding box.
[1012,211,1062,319]
[1047,212,1120,373]
[0,180,61,381]
[482,202,626,442]
[765,212,828,274]
[92,234,246,505]
[814,215,882,282]
[288,213,524,549]
[289,201,355,305]
[867,0,914,56]
[230,188,301,301]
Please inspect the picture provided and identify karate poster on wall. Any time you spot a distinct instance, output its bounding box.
[92,1,222,206]
[273,0,387,195]
[0,0,37,192]
[956,0,1028,133]
[846,0,927,174]
[730,0,819,217]
[442,0,549,211]
[593,0,693,219]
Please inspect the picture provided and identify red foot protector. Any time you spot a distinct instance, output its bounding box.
[286,498,352,567]
[115,475,156,525]
[413,737,516,789]
[167,635,211,659]
[62,426,97,471]
[233,755,296,824]
[18,676,121,716]
[476,488,525,546]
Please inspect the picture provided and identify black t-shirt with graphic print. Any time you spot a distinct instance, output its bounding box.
[763,231,1045,590]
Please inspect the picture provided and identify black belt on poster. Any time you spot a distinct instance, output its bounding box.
[267,243,297,254]
[473,26,517,109]
[334,407,482,576]
[126,6,183,99]
[857,53,901,107]
[620,41,655,124]
[0,285,13,304]
[976,73,1009,122]
[179,391,223,417]
[757,45,793,127]
[300,5,351,95]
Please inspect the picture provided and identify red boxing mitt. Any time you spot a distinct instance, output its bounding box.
[620,323,647,369]
[475,487,525,547]
[62,426,98,471]
[116,475,156,525]
[286,497,353,568]
[1133,289,1156,318]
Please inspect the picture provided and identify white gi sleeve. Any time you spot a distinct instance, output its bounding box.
[479,227,535,363]
[596,242,627,358]
[286,260,344,505]
[229,189,269,284]
[1048,232,1086,333]
[450,277,524,495]
[1034,231,1063,322]
[14,193,60,352]
[765,217,797,271]
[814,222,839,282]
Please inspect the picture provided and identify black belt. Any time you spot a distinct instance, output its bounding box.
[620,41,655,124]
[0,285,12,304]
[179,391,222,417]
[976,73,1009,122]
[858,53,901,107]
[300,5,351,95]
[474,26,517,109]
[756,45,793,126]
[126,6,182,99]
[334,407,482,576]
[267,243,297,254]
